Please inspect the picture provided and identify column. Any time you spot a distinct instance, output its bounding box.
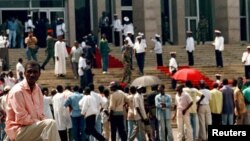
[133,0,161,46]
[213,0,240,43]
[67,0,76,46]
[172,0,185,45]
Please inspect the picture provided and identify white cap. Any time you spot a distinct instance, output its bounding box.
[155,34,161,38]
[27,14,32,17]
[138,32,144,36]
[136,36,142,39]
[214,30,221,33]
[215,74,222,77]
[124,17,129,22]
[126,31,132,34]
[170,51,176,54]
[186,31,192,34]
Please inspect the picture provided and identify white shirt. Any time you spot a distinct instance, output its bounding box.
[151,39,162,54]
[25,19,35,32]
[186,37,195,52]
[125,36,134,48]
[101,96,109,123]
[199,89,211,105]
[242,52,250,65]
[43,96,53,119]
[91,91,104,113]
[0,35,8,48]
[123,23,134,36]
[175,92,193,117]
[56,23,66,37]
[169,57,178,73]
[213,36,224,51]
[113,19,122,31]
[133,93,147,120]
[16,62,24,79]
[5,77,16,88]
[134,41,145,54]
[53,93,72,130]
[78,56,86,76]
[71,46,82,63]
[79,95,99,118]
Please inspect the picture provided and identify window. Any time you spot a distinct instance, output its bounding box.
[185,0,197,17]
[0,0,64,8]
[121,0,132,6]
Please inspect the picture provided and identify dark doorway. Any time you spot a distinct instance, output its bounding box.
[2,10,28,24]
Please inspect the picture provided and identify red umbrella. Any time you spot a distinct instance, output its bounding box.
[173,68,204,82]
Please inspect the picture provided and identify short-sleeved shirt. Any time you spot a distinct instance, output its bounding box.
[71,46,83,63]
[234,87,247,115]
[175,92,193,117]
[199,88,211,105]
[78,56,86,76]
[133,93,147,120]
[183,87,201,113]
[127,95,135,120]
[209,88,223,114]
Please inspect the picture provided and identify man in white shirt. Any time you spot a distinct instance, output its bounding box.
[56,18,66,38]
[79,87,106,141]
[151,34,163,66]
[16,58,24,80]
[185,31,195,66]
[112,14,122,47]
[129,86,147,141]
[78,52,87,89]
[213,30,224,68]
[123,17,134,42]
[242,46,250,79]
[169,52,178,89]
[197,81,212,141]
[134,36,146,75]
[70,41,83,79]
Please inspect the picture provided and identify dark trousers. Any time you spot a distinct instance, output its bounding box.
[59,130,68,141]
[136,52,145,74]
[215,50,223,67]
[41,51,54,69]
[212,113,222,125]
[130,53,133,69]
[171,79,177,89]
[80,75,86,90]
[85,115,105,141]
[244,65,250,79]
[156,53,163,66]
[114,31,120,46]
[187,51,194,66]
[110,115,127,141]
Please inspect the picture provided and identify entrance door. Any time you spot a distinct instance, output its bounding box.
[185,0,199,40]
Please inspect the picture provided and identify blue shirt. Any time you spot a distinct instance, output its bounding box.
[64,92,83,117]
[155,93,172,120]
[7,20,17,31]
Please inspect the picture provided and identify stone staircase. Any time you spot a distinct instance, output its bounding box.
[6,43,247,92]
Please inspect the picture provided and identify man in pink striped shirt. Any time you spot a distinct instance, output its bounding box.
[5,61,60,141]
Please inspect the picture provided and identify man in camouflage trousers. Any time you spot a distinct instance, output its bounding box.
[197,16,208,45]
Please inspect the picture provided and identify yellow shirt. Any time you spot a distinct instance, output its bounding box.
[209,88,223,114]
[183,87,202,113]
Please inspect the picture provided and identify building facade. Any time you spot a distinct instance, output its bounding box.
[0,0,249,46]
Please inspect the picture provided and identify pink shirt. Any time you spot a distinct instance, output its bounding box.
[5,80,45,140]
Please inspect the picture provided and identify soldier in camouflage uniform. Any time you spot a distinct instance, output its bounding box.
[197,16,208,45]
[121,41,132,83]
